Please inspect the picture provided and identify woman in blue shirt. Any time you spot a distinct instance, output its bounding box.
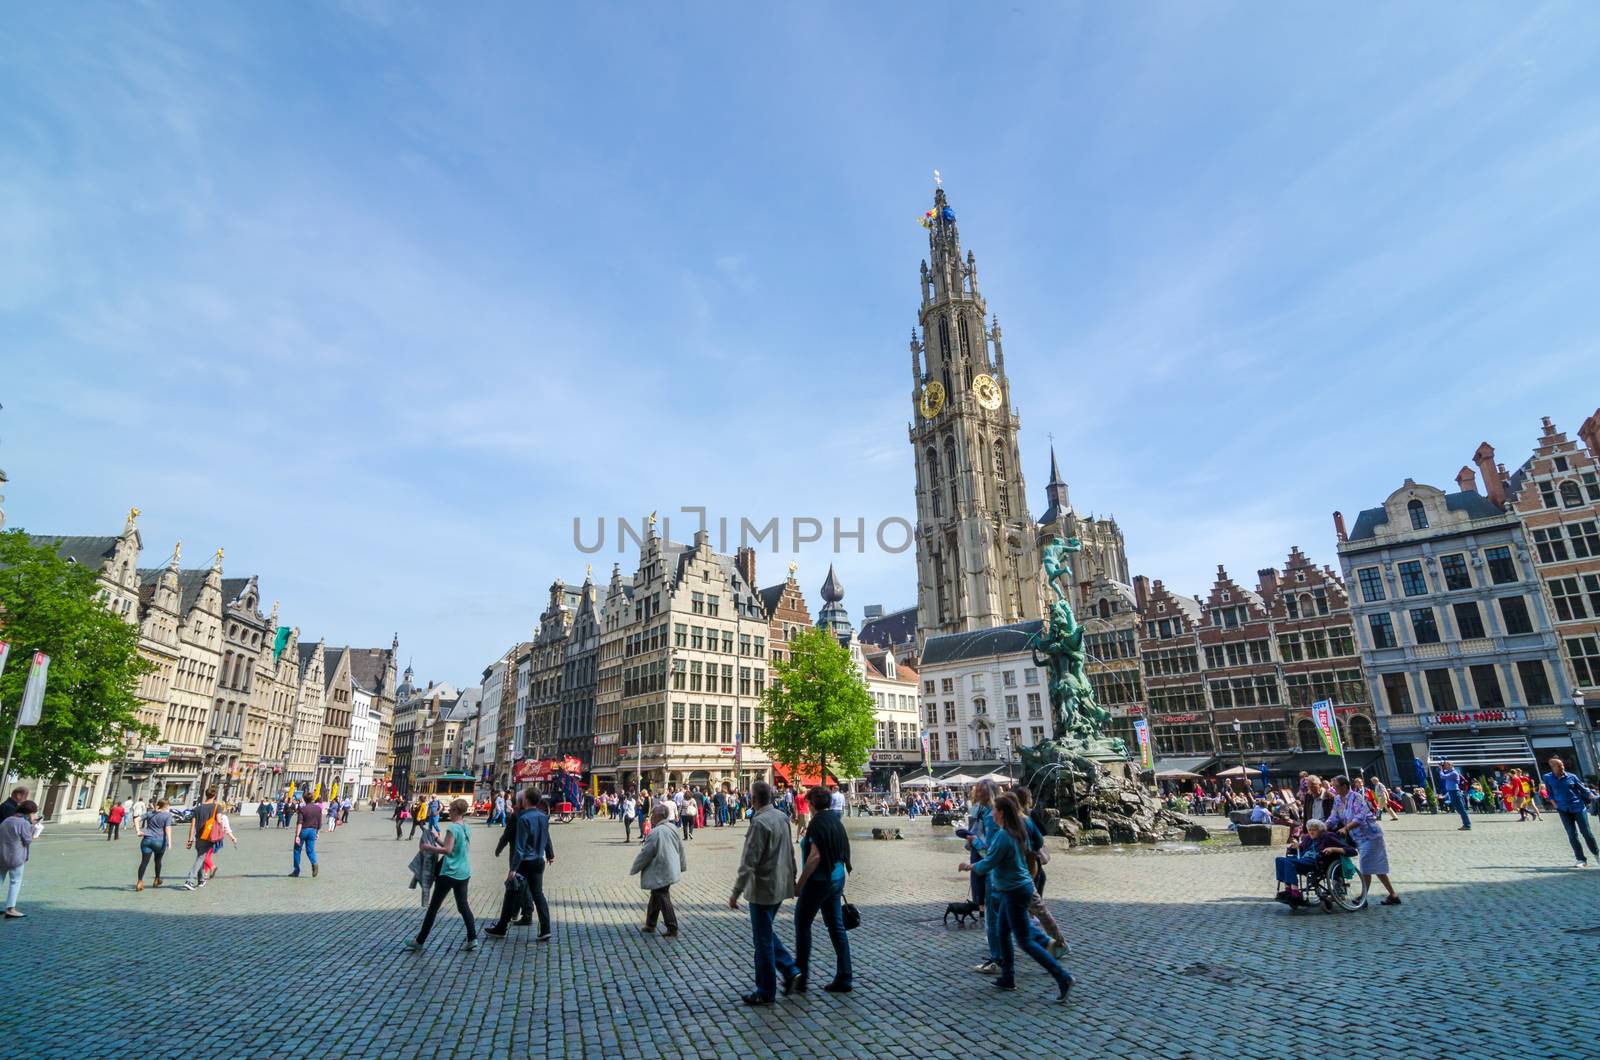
[961,794,1073,1001]
[405,798,478,952]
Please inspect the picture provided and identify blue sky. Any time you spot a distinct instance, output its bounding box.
[5,3,1600,684]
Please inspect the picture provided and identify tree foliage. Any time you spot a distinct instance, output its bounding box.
[758,625,877,782]
[0,530,154,780]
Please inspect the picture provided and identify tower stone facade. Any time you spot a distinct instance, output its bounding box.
[909,186,1043,645]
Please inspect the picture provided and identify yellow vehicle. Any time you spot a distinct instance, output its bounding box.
[416,772,478,811]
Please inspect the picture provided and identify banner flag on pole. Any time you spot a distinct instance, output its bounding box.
[0,642,10,681]
[1132,719,1153,770]
[19,652,49,727]
[1311,700,1343,756]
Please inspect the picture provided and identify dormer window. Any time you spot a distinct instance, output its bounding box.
[1407,499,1428,530]
[1221,591,1231,602]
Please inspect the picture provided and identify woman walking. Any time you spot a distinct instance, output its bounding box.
[0,799,38,918]
[1014,787,1069,957]
[106,799,127,841]
[960,794,1073,1001]
[1328,775,1400,905]
[793,786,853,993]
[203,805,240,880]
[136,799,174,891]
[621,793,638,843]
[630,804,686,935]
[404,798,478,952]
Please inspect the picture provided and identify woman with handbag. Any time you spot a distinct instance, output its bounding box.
[792,785,853,994]
[960,794,1073,1002]
[1013,787,1068,958]
[0,799,39,918]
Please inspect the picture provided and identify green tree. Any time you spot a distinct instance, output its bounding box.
[0,529,154,781]
[758,625,876,783]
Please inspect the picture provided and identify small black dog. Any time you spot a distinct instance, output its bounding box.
[943,900,983,927]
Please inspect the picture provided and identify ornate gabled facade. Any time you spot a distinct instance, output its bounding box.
[137,549,227,800]
[216,572,272,800]
[316,646,353,796]
[591,567,635,789]
[1136,578,1209,759]
[1505,414,1600,753]
[909,186,1043,646]
[558,576,601,762]
[342,638,399,797]
[527,578,582,763]
[289,640,326,791]
[261,620,302,795]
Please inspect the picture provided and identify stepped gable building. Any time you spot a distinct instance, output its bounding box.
[261,617,302,797]
[216,574,273,800]
[527,578,582,764]
[1135,578,1209,762]
[316,646,353,796]
[341,638,399,796]
[1335,460,1585,783]
[591,566,635,791]
[606,521,774,791]
[558,575,602,762]
[1196,564,1287,760]
[1497,413,1600,767]
[289,640,326,791]
[909,185,1044,646]
[750,550,811,667]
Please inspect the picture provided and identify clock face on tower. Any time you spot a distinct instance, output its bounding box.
[919,380,946,419]
[972,373,1002,411]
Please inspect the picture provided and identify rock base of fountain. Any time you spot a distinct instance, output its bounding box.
[1023,741,1208,846]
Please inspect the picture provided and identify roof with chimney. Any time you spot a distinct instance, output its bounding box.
[859,605,917,650]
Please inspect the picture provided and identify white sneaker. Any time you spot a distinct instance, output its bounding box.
[1577,860,1589,869]
[973,960,999,975]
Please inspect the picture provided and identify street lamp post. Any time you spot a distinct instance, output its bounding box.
[1232,720,1246,795]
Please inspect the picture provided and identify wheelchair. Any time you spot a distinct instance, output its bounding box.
[1284,854,1369,913]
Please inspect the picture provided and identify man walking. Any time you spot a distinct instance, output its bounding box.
[182,787,223,891]
[291,793,323,878]
[0,786,28,824]
[1436,760,1471,830]
[257,799,272,828]
[730,781,799,1006]
[487,791,554,940]
[680,789,696,840]
[1542,757,1598,869]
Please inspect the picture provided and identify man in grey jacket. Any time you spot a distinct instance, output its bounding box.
[729,781,799,1005]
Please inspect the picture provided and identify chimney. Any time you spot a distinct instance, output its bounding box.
[1455,466,1478,494]
[1333,511,1347,543]
[693,528,709,551]
[1473,442,1504,506]
[1133,574,1150,612]
[1578,409,1600,457]
[863,604,884,620]
[1257,568,1279,599]
[735,546,756,588]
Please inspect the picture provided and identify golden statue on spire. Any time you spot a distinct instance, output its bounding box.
[128,506,141,523]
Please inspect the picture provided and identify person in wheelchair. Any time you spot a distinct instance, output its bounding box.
[1273,819,1351,907]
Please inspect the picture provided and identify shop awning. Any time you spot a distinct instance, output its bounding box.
[1152,756,1212,775]
[772,763,836,789]
[1426,734,1536,768]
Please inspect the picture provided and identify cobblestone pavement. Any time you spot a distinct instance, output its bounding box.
[6,807,1599,1057]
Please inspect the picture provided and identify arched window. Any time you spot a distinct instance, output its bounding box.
[1349,715,1376,749]
[945,438,959,513]
[1097,599,1111,620]
[972,697,987,716]
[1296,719,1319,750]
[1407,499,1428,530]
[926,447,942,518]
[1561,481,1583,508]
[938,315,951,358]
[993,441,1009,516]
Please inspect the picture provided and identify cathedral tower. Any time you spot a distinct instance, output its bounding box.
[908,185,1044,645]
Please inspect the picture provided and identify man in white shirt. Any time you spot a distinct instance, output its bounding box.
[830,786,846,817]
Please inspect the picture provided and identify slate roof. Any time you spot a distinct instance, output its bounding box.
[137,567,213,616]
[858,605,917,650]
[758,584,787,617]
[32,535,120,569]
[322,646,347,690]
[297,642,323,674]
[661,538,764,615]
[920,620,1043,667]
[342,647,393,694]
[1347,489,1508,542]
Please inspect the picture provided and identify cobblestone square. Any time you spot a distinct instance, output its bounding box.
[7,809,1598,1058]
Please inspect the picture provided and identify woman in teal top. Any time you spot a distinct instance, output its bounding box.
[961,794,1073,1001]
[406,798,478,952]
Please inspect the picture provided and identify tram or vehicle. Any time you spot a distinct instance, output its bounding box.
[416,771,479,811]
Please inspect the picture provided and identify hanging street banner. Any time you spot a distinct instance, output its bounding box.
[18,652,50,727]
[1311,700,1343,756]
[0,642,10,681]
[1132,719,1153,770]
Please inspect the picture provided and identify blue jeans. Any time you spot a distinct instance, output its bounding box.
[292,827,318,872]
[1446,790,1471,828]
[748,901,798,1000]
[994,885,1070,989]
[794,875,852,987]
[1558,810,1599,862]
[3,863,22,909]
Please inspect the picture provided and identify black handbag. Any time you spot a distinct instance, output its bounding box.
[841,896,860,930]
